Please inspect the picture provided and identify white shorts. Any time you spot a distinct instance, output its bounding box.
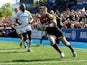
[16,28,22,35]
[21,25,32,33]
[14,25,22,35]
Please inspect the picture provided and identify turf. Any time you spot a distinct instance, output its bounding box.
[0,41,87,65]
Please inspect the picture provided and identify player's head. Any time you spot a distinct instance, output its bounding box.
[39,6,47,15]
[19,4,26,12]
[14,8,19,13]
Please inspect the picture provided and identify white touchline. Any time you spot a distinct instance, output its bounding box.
[0,49,26,52]
[0,60,87,65]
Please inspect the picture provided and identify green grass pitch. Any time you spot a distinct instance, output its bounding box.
[0,41,87,65]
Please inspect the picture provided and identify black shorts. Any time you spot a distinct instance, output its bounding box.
[27,31,32,35]
[45,27,63,39]
[22,31,31,36]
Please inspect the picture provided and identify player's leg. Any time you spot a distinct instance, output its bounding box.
[39,32,47,45]
[55,39,60,44]
[20,34,27,48]
[60,36,77,57]
[40,35,46,45]
[19,34,24,48]
[48,35,65,58]
[25,25,33,52]
[16,28,24,48]
[22,27,32,51]
[27,31,32,52]
[22,32,28,48]
[49,27,77,57]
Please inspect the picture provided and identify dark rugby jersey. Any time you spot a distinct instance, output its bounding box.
[40,14,51,24]
[40,14,63,39]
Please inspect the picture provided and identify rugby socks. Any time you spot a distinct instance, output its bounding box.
[26,39,32,51]
[19,39,23,48]
[67,45,74,52]
[67,45,77,57]
[24,41,27,48]
[52,44,62,53]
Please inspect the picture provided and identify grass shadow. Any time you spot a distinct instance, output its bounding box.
[5,58,62,62]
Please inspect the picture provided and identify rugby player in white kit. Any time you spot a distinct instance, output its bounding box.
[16,4,33,52]
[12,7,24,48]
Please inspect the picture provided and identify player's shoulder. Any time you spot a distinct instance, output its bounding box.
[46,13,54,20]
[25,10,31,14]
[16,10,22,15]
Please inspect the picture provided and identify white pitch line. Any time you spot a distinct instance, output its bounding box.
[0,60,87,65]
[0,49,26,52]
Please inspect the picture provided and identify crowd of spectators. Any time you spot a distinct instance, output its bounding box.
[0,17,18,37]
[32,8,87,29]
[0,17,12,29]
[0,7,87,37]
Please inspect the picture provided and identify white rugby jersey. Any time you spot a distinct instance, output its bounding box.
[12,12,17,24]
[16,10,32,27]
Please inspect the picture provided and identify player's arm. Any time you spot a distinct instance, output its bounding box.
[48,14,57,27]
[15,11,22,25]
[28,13,33,24]
[15,19,21,25]
[12,14,20,27]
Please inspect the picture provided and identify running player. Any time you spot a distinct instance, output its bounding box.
[16,4,33,52]
[12,7,24,48]
[40,10,62,45]
[38,6,77,58]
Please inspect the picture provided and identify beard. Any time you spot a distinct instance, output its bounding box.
[21,9,25,12]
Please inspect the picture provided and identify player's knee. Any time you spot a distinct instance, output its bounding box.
[49,37,55,45]
[65,42,70,46]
